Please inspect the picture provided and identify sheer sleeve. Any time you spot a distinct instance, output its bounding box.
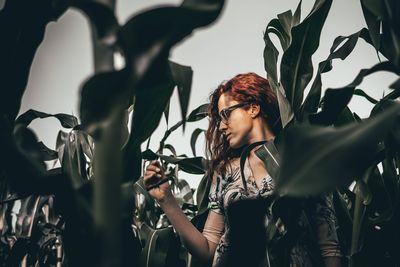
[202,209,225,244]
[203,172,226,244]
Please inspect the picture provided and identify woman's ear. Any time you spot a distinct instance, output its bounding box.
[250,104,261,118]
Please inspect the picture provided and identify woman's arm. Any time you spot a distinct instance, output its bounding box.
[144,160,223,263]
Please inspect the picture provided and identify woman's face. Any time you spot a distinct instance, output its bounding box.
[217,93,254,149]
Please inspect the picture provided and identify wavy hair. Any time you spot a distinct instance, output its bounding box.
[205,72,282,176]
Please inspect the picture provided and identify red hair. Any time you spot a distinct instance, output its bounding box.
[205,72,282,176]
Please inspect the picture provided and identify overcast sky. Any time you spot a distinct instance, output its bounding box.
[19,0,398,187]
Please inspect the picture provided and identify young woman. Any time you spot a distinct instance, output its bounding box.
[143,72,342,266]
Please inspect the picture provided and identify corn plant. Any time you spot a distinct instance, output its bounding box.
[227,0,400,266]
[0,0,224,266]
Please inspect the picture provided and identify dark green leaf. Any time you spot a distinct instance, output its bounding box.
[361,0,400,67]
[37,141,58,161]
[263,19,280,86]
[164,99,170,126]
[301,28,369,120]
[280,0,332,114]
[117,0,224,85]
[195,173,211,216]
[190,128,204,157]
[142,149,206,174]
[142,149,158,161]
[15,109,78,128]
[163,144,177,156]
[0,0,69,121]
[354,89,378,104]
[120,0,224,182]
[187,103,209,122]
[333,107,357,127]
[61,130,91,188]
[158,103,209,152]
[138,223,176,267]
[254,139,281,181]
[310,87,354,126]
[292,0,302,27]
[389,78,400,90]
[276,101,400,196]
[360,1,381,54]
[169,61,193,131]
[129,66,175,150]
[310,61,400,125]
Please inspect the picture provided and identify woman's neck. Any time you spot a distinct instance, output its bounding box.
[248,118,275,144]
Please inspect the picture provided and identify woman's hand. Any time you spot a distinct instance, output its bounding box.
[143,160,173,203]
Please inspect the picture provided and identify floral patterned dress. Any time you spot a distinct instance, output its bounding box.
[208,165,341,267]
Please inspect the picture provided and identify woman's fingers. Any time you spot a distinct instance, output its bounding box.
[146,164,162,173]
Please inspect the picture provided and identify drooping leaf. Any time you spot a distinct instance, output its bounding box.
[187,103,209,122]
[360,0,381,55]
[142,149,206,175]
[163,144,177,156]
[15,109,79,128]
[190,128,204,157]
[354,89,379,104]
[169,61,193,131]
[301,28,370,120]
[276,101,400,196]
[361,0,400,67]
[158,103,209,152]
[164,99,170,126]
[263,19,280,87]
[120,0,223,182]
[280,0,332,114]
[1,123,66,196]
[117,0,224,85]
[310,61,400,125]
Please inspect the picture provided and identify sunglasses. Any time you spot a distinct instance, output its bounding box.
[217,102,251,125]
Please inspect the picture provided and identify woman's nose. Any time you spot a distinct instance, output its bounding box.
[218,121,227,131]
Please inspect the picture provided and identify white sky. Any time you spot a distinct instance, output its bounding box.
[19,0,398,188]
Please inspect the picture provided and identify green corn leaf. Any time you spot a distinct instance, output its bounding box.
[280,0,332,115]
[169,61,193,132]
[276,100,400,196]
[310,61,400,125]
[15,109,79,128]
[354,89,379,104]
[301,28,369,121]
[190,128,204,157]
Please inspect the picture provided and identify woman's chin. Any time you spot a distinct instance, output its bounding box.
[228,138,242,149]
